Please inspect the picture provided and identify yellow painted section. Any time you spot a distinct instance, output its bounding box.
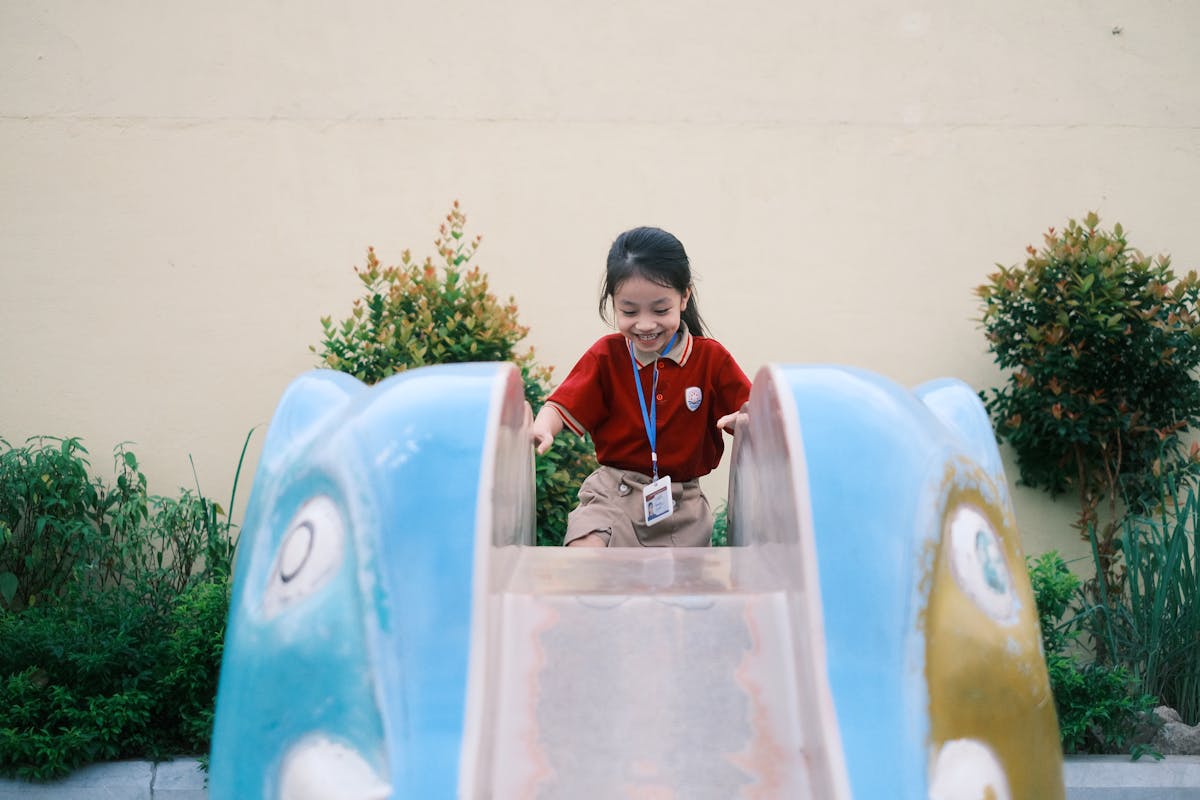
[925,471,1065,799]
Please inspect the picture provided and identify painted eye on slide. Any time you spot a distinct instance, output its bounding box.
[945,504,1016,624]
[928,739,1011,800]
[263,495,345,619]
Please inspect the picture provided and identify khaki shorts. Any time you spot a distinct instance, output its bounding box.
[564,466,713,547]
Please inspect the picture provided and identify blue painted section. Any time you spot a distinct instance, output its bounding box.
[255,369,365,474]
[914,378,1006,483]
[211,364,507,799]
[363,367,493,792]
[777,366,974,799]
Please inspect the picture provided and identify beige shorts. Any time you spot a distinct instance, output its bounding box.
[564,466,713,547]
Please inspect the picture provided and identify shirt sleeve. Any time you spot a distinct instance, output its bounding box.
[545,345,609,436]
[712,343,752,417]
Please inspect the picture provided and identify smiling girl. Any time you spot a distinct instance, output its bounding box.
[530,226,751,547]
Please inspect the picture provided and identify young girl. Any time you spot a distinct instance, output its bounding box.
[531,226,751,547]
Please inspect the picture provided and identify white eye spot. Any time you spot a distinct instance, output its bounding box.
[946,505,1016,624]
[263,496,345,619]
[928,738,1011,800]
[279,735,391,800]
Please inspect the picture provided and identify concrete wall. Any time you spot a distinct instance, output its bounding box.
[2,1,1197,561]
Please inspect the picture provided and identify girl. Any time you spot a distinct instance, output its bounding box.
[531,226,751,547]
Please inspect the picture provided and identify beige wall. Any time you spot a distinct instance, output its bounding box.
[2,2,1197,564]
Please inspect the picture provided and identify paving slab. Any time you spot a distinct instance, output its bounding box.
[151,760,207,800]
[0,760,153,800]
[1065,755,1200,800]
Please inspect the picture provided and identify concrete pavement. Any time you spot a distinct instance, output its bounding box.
[0,759,205,800]
[0,755,1196,798]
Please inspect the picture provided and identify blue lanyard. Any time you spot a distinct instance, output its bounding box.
[627,331,680,480]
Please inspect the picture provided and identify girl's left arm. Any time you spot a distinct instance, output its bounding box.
[715,348,752,434]
[530,405,565,454]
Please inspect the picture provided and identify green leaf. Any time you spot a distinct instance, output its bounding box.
[0,571,17,606]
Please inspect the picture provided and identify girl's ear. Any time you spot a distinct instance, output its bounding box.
[681,287,691,310]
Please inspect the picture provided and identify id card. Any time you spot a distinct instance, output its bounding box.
[643,475,674,526]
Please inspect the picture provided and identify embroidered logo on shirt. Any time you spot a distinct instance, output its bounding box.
[685,386,702,411]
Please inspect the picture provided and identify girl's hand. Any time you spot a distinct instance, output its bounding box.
[531,427,555,455]
[530,404,565,455]
[717,402,750,435]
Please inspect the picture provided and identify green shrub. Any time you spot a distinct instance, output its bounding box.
[530,402,597,547]
[1028,551,1158,755]
[160,577,232,752]
[312,202,596,546]
[0,581,230,779]
[711,501,729,546]
[977,213,1200,594]
[0,593,161,779]
[1089,477,1200,725]
[0,437,240,615]
[0,436,244,779]
[1050,657,1157,757]
[0,437,103,611]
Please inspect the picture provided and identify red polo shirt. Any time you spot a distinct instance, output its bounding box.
[546,331,751,481]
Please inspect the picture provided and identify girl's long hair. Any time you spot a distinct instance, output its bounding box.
[599,226,709,337]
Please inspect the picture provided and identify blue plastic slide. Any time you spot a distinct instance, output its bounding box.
[209,362,1065,799]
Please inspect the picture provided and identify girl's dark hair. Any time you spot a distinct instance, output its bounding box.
[600,226,709,337]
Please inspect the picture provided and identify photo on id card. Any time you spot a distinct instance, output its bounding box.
[643,476,674,526]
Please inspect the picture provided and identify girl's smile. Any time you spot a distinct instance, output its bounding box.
[613,275,690,357]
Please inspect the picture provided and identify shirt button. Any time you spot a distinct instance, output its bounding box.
[656,393,664,401]
[658,361,665,368]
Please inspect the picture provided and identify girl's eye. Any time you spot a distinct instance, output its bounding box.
[654,309,670,315]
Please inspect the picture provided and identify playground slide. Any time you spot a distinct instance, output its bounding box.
[209,362,1065,799]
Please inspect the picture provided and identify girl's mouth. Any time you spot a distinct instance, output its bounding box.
[634,332,661,347]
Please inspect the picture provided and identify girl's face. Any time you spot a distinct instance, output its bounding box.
[612,274,690,356]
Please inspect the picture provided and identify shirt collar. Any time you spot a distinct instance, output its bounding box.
[631,327,691,367]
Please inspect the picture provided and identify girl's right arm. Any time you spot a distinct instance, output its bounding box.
[530,405,565,455]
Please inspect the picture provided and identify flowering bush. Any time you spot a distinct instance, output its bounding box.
[977,213,1200,591]
[313,202,595,546]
